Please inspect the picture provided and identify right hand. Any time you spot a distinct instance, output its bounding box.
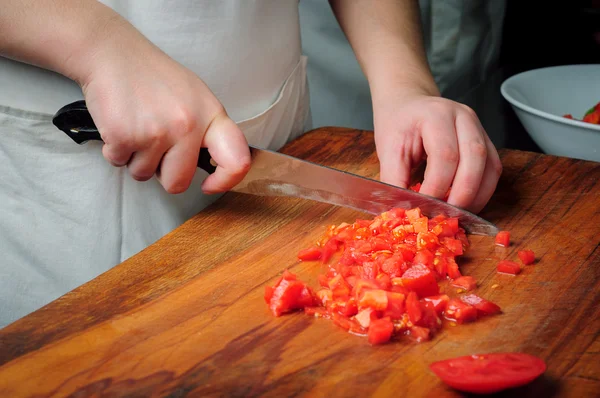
[79,25,250,195]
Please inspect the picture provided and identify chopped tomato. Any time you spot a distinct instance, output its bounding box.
[451,276,477,291]
[444,298,477,324]
[297,246,322,261]
[441,238,463,255]
[266,205,517,346]
[429,352,547,394]
[497,260,521,275]
[354,308,377,328]
[266,271,315,317]
[461,294,501,316]
[495,231,510,247]
[518,249,536,265]
[409,326,431,342]
[424,295,450,315]
[359,289,389,311]
[368,318,394,345]
[406,291,422,324]
[400,264,440,298]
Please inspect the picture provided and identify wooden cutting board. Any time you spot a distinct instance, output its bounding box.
[0,128,599,398]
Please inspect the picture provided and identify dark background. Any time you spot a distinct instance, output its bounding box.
[461,0,600,152]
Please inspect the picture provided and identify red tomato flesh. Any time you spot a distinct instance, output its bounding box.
[495,231,510,247]
[444,298,477,324]
[460,294,501,316]
[497,260,522,275]
[368,318,394,345]
[400,264,440,298]
[297,246,322,261]
[451,276,477,291]
[429,352,547,394]
[518,249,536,265]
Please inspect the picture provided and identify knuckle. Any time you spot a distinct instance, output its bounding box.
[438,147,459,165]
[468,140,488,160]
[169,106,196,137]
[144,121,168,148]
[461,104,478,119]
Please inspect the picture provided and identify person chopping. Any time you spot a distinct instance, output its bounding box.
[0,0,501,327]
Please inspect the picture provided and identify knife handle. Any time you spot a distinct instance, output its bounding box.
[52,100,217,174]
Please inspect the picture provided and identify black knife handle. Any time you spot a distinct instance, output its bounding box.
[52,100,217,174]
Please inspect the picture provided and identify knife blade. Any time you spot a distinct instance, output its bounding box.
[52,100,498,236]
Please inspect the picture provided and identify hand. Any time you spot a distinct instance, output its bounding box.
[80,32,250,195]
[373,92,502,213]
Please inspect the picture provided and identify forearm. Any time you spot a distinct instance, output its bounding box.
[329,0,439,100]
[0,0,153,85]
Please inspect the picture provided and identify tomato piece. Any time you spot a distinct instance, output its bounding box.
[413,217,429,234]
[461,294,501,316]
[583,111,600,124]
[327,297,358,317]
[495,231,510,247]
[446,258,462,279]
[328,274,351,299]
[451,276,477,291]
[359,289,389,311]
[444,298,477,324]
[433,256,448,279]
[268,276,315,317]
[368,318,394,345]
[264,284,276,304]
[417,232,439,251]
[497,260,522,275]
[424,294,450,315]
[406,207,422,224]
[406,291,422,324]
[297,246,322,261]
[518,249,536,265]
[317,274,329,288]
[400,263,440,298]
[321,238,342,263]
[316,289,332,305]
[413,249,434,268]
[381,255,404,278]
[441,237,463,255]
[383,292,406,319]
[409,326,431,342]
[354,308,377,328]
[352,279,379,301]
[375,273,392,290]
[417,301,442,330]
[564,114,574,119]
[429,352,547,394]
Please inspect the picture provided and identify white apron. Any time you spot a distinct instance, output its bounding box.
[0,0,310,327]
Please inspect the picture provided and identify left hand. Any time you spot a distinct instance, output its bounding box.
[373,91,503,214]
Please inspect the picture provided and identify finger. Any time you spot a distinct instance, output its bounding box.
[156,133,202,194]
[466,135,502,213]
[418,118,460,199]
[376,131,423,189]
[102,142,134,167]
[200,113,251,194]
[445,110,488,209]
[127,142,169,182]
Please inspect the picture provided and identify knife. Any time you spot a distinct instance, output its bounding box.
[52,100,498,236]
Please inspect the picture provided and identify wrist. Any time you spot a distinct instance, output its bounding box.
[369,67,440,108]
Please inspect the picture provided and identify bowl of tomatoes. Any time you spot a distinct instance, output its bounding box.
[501,64,600,162]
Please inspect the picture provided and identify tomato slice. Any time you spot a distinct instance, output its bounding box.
[406,291,422,324]
[495,231,510,247]
[424,295,450,315]
[444,298,477,324]
[460,294,501,316]
[368,318,394,345]
[268,273,315,317]
[429,352,547,394]
[451,276,477,291]
[358,289,389,311]
[497,260,522,275]
[297,246,322,261]
[400,263,440,298]
[518,249,536,265]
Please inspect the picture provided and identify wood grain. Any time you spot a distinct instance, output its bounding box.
[0,127,599,398]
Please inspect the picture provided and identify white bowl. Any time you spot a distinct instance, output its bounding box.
[500,65,600,162]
